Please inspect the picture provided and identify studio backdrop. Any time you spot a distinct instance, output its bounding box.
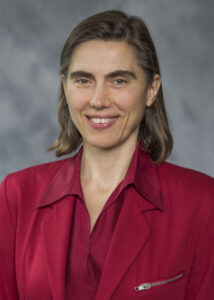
[0,0,213,181]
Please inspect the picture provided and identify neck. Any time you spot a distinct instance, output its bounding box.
[81,139,138,191]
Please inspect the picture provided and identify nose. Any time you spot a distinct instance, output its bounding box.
[89,82,110,109]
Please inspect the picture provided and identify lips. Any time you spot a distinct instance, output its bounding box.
[85,115,119,129]
[89,117,118,124]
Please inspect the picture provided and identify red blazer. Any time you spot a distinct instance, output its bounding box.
[0,150,214,300]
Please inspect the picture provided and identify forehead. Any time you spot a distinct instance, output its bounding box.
[68,40,141,73]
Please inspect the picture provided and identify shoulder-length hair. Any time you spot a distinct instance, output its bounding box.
[49,10,173,163]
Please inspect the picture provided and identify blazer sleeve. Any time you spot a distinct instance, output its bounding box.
[185,189,214,300]
[0,176,19,299]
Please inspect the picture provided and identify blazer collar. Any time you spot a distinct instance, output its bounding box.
[133,143,163,211]
[36,142,163,211]
[36,147,83,208]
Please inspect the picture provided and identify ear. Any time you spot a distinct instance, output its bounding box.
[61,75,68,100]
[61,74,66,88]
[146,74,161,107]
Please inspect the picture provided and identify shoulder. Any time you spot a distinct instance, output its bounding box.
[0,155,77,203]
[159,161,214,189]
[3,158,68,185]
[158,161,214,210]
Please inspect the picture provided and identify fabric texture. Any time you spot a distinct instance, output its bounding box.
[0,144,214,300]
[62,147,135,299]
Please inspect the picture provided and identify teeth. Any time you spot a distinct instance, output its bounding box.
[90,118,116,124]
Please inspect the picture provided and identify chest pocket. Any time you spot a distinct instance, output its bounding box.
[131,272,185,299]
[134,272,184,292]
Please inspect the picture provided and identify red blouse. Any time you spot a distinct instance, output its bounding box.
[1,142,214,299]
[51,145,140,299]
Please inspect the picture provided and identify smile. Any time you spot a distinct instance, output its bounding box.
[89,117,117,124]
[86,116,119,130]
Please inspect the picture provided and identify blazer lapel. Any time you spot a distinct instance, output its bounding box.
[95,188,156,300]
[40,197,75,300]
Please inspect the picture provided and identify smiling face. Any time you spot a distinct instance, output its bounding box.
[62,40,160,151]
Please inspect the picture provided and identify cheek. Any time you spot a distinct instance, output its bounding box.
[66,89,90,111]
[116,90,145,115]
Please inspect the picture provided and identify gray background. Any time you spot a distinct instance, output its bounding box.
[0,0,213,182]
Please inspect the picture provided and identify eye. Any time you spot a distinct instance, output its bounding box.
[113,78,128,86]
[75,78,90,84]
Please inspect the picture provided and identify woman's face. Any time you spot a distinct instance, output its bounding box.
[62,40,160,150]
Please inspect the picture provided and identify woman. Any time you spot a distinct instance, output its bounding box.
[0,10,213,300]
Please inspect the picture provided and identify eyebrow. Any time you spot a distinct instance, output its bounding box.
[69,71,95,80]
[69,70,137,81]
[106,70,137,80]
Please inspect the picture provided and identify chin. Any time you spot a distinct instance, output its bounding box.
[83,137,122,150]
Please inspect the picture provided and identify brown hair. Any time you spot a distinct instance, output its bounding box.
[49,10,173,163]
